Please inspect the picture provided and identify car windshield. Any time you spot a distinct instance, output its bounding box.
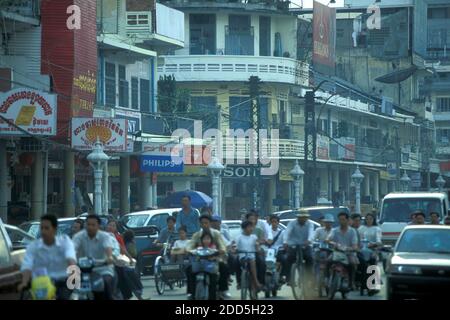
[396,229,450,254]
[121,214,149,228]
[381,198,442,223]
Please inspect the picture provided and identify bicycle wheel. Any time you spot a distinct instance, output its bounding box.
[154,271,166,295]
[328,272,339,300]
[240,270,249,300]
[290,264,305,300]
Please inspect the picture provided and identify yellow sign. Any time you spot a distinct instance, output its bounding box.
[279,161,295,181]
[159,165,208,177]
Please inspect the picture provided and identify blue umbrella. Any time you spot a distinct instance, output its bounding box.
[165,190,213,209]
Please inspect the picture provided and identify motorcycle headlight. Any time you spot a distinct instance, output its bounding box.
[390,265,422,275]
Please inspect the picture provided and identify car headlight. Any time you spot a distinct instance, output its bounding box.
[390,265,422,275]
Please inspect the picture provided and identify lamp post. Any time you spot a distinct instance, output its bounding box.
[290,160,304,209]
[436,174,445,192]
[87,140,110,215]
[208,156,224,216]
[351,165,364,214]
[400,170,411,192]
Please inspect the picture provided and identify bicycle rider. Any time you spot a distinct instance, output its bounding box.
[281,209,314,284]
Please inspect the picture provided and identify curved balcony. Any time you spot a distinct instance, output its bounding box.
[158,55,309,86]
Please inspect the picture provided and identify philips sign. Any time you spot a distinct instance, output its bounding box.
[141,155,184,173]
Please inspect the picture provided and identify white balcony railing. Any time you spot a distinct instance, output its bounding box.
[158,55,309,86]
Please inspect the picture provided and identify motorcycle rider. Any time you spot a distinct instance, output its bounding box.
[72,214,115,300]
[429,212,441,225]
[314,214,334,241]
[282,209,314,284]
[185,214,227,300]
[326,211,359,290]
[358,213,382,247]
[154,216,177,247]
[413,210,426,225]
[18,214,77,300]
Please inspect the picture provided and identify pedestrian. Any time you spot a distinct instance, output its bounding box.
[444,215,450,226]
[429,212,441,225]
[72,215,115,300]
[70,219,84,238]
[18,214,76,300]
[175,195,201,235]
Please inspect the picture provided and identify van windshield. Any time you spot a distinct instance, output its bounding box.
[381,198,442,223]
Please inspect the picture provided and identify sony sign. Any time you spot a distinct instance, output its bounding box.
[222,166,260,178]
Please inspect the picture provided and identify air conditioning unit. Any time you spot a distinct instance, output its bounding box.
[369,104,376,112]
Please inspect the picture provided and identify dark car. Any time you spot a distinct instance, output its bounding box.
[386,225,450,300]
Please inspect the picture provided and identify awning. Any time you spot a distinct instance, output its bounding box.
[375,66,418,84]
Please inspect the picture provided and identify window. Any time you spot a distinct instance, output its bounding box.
[437,97,450,112]
[278,100,287,124]
[259,16,271,56]
[0,228,11,266]
[189,14,216,55]
[127,13,150,27]
[437,129,450,143]
[140,79,150,112]
[118,65,129,108]
[190,96,218,131]
[105,62,116,107]
[428,7,450,19]
[226,15,254,55]
[149,214,169,230]
[229,96,252,130]
[131,77,139,110]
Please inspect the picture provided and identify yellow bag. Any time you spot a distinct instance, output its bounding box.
[31,275,56,300]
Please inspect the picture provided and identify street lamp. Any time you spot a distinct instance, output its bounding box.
[436,174,445,192]
[208,156,224,216]
[290,160,305,209]
[87,139,110,215]
[351,165,364,214]
[400,170,411,192]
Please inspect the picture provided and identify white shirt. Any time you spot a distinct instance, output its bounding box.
[314,227,333,241]
[173,239,189,249]
[358,225,382,244]
[269,228,284,251]
[257,220,273,241]
[236,234,258,259]
[21,235,76,281]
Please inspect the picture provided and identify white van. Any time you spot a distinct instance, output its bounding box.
[379,192,449,246]
[120,208,182,230]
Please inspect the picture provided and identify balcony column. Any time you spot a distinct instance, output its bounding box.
[120,156,130,215]
[364,171,370,198]
[373,172,380,202]
[139,173,152,210]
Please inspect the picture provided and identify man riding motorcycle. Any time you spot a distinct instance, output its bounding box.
[326,212,359,290]
[281,209,314,284]
[185,214,227,300]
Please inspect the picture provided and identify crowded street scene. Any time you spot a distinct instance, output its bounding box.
[0,0,450,302]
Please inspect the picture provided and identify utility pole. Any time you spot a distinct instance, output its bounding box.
[248,76,262,210]
[303,90,317,206]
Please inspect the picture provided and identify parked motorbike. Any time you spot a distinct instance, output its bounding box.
[358,239,380,296]
[327,246,353,300]
[263,247,281,298]
[70,258,108,300]
[313,240,333,297]
[190,248,219,300]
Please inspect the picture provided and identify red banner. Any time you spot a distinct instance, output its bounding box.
[313,0,336,75]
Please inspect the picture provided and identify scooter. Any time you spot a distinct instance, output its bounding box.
[264,247,281,298]
[70,258,108,300]
[313,240,333,297]
[190,248,220,300]
[327,245,352,300]
[359,239,380,296]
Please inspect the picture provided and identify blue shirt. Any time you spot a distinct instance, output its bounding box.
[284,219,315,246]
[176,207,200,234]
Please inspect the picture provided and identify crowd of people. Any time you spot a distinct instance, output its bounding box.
[17,193,450,300]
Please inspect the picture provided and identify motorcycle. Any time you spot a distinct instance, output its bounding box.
[70,258,108,300]
[358,239,380,296]
[327,245,353,300]
[313,240,333,297]
[190,248,220,300]
[263,247,281,298]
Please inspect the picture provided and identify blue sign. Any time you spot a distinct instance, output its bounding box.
[140,155,184,173]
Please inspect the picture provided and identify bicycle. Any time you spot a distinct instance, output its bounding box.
[237,251,259,300]
[288,245,310,300]
[154,241,186,295]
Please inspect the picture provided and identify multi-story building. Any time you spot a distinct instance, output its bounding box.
[95,0,185,213]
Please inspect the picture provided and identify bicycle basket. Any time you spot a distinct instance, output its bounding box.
[191,258,218,274]
[160,263,186,280]
[331,251,349,265]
